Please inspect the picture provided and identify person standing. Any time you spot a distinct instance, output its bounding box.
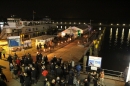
[19,73,24,86]
[84,78,89,86]
[99,70,105,86]
[0,73,8,82]
[7,54,13,65]
[75,64,81,76]
[2,49,6,58]
[73,75,80,86]
[0,51,1,59]
[24,73,31,86]
[31,67,37,85]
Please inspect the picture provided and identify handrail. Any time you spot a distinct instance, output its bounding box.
[80,64,124,81]
[0,28,6,39]
[103,69,123,73]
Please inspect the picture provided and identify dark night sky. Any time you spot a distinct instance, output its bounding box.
[0,1,130,21]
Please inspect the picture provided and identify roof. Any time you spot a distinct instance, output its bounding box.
[31,35,56,40]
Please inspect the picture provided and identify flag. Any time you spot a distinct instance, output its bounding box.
[33,10,36,14]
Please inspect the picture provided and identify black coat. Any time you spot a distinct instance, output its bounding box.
[24,76,31,86]
[7,56,12,63]
[93,78,98,86]
[31,69,37,78]
[19,75,24,83]
[68,76,73,85]
[84,81,89,86]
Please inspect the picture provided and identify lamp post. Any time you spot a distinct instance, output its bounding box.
[90,19,92,26]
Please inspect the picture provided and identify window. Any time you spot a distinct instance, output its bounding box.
[28,28,31,31]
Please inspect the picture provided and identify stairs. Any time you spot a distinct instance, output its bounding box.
[0,28,6,39]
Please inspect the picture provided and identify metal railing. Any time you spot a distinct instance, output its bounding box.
[103,69,124,81]
[78,64,124,81]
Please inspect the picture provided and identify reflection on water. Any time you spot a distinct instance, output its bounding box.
[114,28,118,45]
[127,29,130,46]
[99,27,130,71]
[121,28,124,44]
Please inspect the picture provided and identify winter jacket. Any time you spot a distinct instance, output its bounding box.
[42,70,48,77]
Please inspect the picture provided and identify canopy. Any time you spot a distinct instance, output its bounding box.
[61,26,83,37]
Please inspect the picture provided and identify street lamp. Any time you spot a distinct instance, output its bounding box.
[89,19,93,38]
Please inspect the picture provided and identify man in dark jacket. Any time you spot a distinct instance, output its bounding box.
[19,73,24,86]
[56,66,63,78]
[31,67,37,84]
[24,73,31,86]
[0,73,8,82]
[84,78,89,86]
[7,54,12,64]
[76,64,81,76]
[0,51,1,59]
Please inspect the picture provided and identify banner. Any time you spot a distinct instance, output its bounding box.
[23,40,32,48]
[7,36,21,47]
[88,56,102,70]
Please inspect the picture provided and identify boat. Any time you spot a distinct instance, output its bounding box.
[0,17,57,40]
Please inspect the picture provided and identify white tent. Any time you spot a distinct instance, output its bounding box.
[61,26,83,37]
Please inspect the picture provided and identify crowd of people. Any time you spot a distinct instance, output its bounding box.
[0,51,106,86]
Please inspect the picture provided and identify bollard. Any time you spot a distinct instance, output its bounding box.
[83,55,87,73]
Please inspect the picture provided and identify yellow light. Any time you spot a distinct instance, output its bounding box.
[78,41,79,44]
[95,44,98,49]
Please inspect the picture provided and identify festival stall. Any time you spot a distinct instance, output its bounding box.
[23,40,32,48]
[61,26,83,38]
[31,35,54,47]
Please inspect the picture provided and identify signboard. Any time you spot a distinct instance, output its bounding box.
[7,36,21,47]
[23,40,32,48]
[36,39,45,46]
[88,56,102,70]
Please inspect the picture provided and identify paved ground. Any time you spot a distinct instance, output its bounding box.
[0,39,125,86]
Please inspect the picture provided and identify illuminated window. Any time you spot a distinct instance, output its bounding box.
[117,24,119,25]
[69,22,71,24]
[111,23,113,25]
[57,26,58,28]
[79,22,80,24]
[99,27,101,30]
[123,24,125,26]
[65,26,67,29]
[61,26,62,28]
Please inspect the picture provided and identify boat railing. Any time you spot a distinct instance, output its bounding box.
[103,69,124,81]
[79,64,124,81]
